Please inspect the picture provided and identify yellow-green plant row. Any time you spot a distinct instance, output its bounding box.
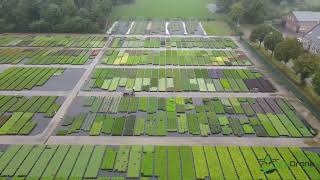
[0,145,319,179]
[102,50,251,66]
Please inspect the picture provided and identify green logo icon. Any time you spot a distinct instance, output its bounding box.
[258,154,278,174]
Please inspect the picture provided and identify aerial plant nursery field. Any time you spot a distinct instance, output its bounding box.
[57,96,313,137]
[0,96,62,135]
[0,9,319,179]
[110,0,214,19]
[0,35,107,48]
[0,145,319,179]
[85,68,275,92]
[0,48,100,65]
[102,49,252,66]
[110,37,237,49]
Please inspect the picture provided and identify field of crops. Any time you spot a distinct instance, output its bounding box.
[56,96,313,137]
[0,145,319,179]
[110,0,213,19]
[0,96,61,135]
[0,48,100,65]
[110,37,237,49]
[102,49,251,66]
[0,35,107,48]
[0,67,65,91]
[86,68,275,92]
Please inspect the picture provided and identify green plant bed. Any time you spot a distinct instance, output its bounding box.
[0,35,107,48]
[102,49,251,66]
[57,96,314,138]
[0,67,65,91]
[89,68,274,93]
[245,41,320,122]
[0,95,62,136]
[0,145,319,179]
[110,37,238,49]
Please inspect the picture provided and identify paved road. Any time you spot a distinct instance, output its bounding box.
[46,136,319,147]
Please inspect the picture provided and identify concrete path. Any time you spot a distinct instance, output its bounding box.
[107,21,118,35]
[126,21,135,35]
[46,136,319,147]
[199,22,207,36]
[182,22,188,35]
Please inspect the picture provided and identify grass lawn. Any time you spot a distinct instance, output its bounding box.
[111,0,215,19]
[202,21,232,36]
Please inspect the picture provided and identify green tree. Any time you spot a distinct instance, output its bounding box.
[274,38,303,64]
[0,0,113,33]
[216,0,237,12]
[263,31,284,56]
[313,71,320,95]
[242,0,269,24]
[293,54,320,84]
[29,19,50,32]
[229,2,244,25]
[40,3,63,31]
[250,24,273,48]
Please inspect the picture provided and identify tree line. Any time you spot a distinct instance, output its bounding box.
[0,0,130,33]
[249,24,320,96]
[217,0,318,25]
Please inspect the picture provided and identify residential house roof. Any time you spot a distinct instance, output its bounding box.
[304,23,320,44]
[292,11,320,22]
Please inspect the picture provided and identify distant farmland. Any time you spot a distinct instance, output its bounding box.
[111,0,215,19]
